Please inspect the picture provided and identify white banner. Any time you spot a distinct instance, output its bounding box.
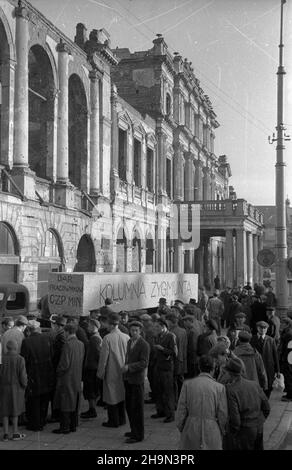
[48,272,198,316]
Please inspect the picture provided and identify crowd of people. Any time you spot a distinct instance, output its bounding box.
[0,283,291,450]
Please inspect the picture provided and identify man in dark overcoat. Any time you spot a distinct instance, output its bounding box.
[52,323,85,434]
[182,315,203,378]
[20,320,55,431]
[151,319,177,423]
[224,357,270,450]
[122,321,150,443]
[251,321,280,398]
[165,312,187,403]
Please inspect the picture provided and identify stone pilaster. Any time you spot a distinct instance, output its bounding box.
[56,41,70,183]
[225,229,234,288]
[89,70,100,195]
[13,1,29,167]
[110,84,119,195]
[246,231,253,284]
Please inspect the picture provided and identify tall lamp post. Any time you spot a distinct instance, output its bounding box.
[269,0,290,319]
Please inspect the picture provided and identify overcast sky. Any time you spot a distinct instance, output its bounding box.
[30,0,292,206]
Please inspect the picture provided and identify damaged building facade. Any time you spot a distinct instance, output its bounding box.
[0,0,263,309]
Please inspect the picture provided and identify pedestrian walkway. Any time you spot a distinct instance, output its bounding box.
[264,389,292,450]
[0,389,290,450]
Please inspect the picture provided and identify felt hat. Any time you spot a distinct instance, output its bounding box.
[225,357,244,375]
[158,297,167,304]
[28,319,41,329]
[16,315,28,326]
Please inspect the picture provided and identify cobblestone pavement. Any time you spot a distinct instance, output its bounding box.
[0,388,291,450]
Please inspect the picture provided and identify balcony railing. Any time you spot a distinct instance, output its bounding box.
[182,199,264,224]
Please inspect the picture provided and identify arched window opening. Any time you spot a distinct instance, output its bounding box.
[146,234,154,273]
[116,227,127,272]
[0,222,19,282]
[28,45,55,179]
[74,234,96,272]
[38,229,63,300]
[166,229,173,273]
[132,229,141,272]
[69,74,88,189]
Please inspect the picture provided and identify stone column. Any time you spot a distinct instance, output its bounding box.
[13,1,29,167]
[247,231,253,284]
[236,228,247,286]
[184,152,194,201]
[253,234,259,285]
[225,230,234,288]
[89,70,100,194]
[258,234,264,283]
[56,41,70,183]
[194,160,203,200]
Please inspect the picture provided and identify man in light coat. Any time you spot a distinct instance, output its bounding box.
[52,323,84,434]
[97,312,130,428]
[175,355,228,450]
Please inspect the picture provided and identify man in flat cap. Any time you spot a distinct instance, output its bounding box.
[207,291,224,335]
[122,321,150,443]
[52,324,84,434]
[140,314,156,404]
[97,313,130,427]
[197,319,218,357]
[224,357,270,450]
[266,307,280,346]
[233,331,267,390]
[1,315,28,355]
[151,319,177,423]
[157,298,169,317]
[182,315,204,378]
[81,319,102,419]
[232,312,251,333]
[21,319,54,431]
[49,315,67,423]
[251,321,280,398]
